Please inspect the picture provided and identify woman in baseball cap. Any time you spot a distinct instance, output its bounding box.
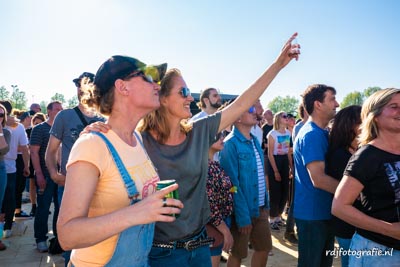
[57,55,182,267]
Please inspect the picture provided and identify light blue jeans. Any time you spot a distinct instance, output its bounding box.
[349,232,399,267]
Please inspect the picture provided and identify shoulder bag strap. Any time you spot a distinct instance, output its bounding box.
[73,106,89,127]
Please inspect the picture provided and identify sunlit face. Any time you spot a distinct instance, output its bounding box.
[239,106,258,127]
[320,90,340,120]
[207,89,222,109]
[263,109,273,121]
[32,118,44,126]
[280,113,288,125]
[254,100,264,121]
[162,76,194,119]
[123,74,161,111]
[375,93,400,133]
[21,115,32,128]
[48,103,63,119]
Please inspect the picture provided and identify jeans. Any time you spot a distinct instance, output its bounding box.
[337,237,352,267]
[149,228,212,267]
[349,232,400,267]
[34,176,59,243]
[295,218,335,267]
[149,245,212,267]
[0,161,7,210]
[1,172,16,230]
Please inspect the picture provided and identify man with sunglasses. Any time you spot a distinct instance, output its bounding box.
[220,105,272,267]
[45,72,105,266]
[189,87,222,122]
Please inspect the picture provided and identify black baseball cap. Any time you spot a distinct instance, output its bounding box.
[94,55,167,96]
[73,72,95,88]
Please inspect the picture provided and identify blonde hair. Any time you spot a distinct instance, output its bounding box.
[137,68,192,144]
[273,111,286,130]
[80,77,114,115]
[359,88,400,145]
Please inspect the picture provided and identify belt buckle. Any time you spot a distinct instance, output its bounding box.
[184,239,196,251]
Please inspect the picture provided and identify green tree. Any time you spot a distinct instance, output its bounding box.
[363,86,381,98]
[10,85,28,110]
[0,86,10,100]
[67,95,78,108]
[40,101,48,114]
[51,93,66,104]
[267,95,299,115]
[340,91,364,108]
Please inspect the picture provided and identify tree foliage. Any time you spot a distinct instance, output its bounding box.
[363,86,381,98]
[0,86,10,100]
[40,101,48,113]
[51,93,66,104]
[340,86,382,108]
[340,91,364,108]
[67,95,78,108]
[10,85,28,110]
[267,96,299,115]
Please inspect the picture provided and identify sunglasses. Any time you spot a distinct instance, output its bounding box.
[281,114,288,119]
[0,113,4,118]
[125,71,155,84]
[248,106,256,113]
[180,87,191,98]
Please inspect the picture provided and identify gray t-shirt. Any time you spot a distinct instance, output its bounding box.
[49,108,105,175]
[141,112,221,242]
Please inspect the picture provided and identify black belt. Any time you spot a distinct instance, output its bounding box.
[153,237,215,251]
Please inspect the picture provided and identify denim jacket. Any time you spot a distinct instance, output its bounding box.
[219,127,268,228]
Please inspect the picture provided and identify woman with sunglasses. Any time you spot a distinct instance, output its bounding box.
[136,33,300,266]
[0,104,11,251]
[266,111,293,231]
[57,56,183,267]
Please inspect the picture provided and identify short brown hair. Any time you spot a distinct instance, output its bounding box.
[302,84,336,115]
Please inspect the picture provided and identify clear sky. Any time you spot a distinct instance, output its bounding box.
[1,0,399,109]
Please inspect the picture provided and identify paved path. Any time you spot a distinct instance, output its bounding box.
[1,203,340,266]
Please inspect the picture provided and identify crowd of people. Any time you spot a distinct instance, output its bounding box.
[1,31,399,267]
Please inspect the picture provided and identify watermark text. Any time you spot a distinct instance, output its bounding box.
[326,247,393,258]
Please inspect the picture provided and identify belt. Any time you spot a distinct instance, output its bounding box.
[153,237,215,251]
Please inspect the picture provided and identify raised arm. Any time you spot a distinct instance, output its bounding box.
[218,33,300,132]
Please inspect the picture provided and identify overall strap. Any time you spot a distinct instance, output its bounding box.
[92,132,139,199]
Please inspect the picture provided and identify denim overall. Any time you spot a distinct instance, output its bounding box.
[72,132,154,267]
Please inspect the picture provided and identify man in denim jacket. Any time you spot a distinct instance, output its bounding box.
[220,105,272,267]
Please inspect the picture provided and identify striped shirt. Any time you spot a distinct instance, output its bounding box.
[252,138,266,207]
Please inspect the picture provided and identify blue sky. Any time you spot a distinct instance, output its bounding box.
[1,0,399,108]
